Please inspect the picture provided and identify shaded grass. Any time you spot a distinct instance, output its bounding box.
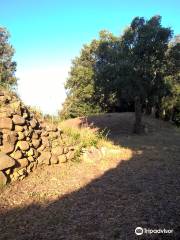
[59,120,121,161]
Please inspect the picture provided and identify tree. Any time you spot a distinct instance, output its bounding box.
[61,16,179,132]
[60,31,118,119]
[0,27,17,88]
[60,41,100,119]
[161,38,180,123]
[118,16,173,133]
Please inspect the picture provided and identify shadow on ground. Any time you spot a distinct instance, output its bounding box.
[1,152,180,239]
[79,112,180,149]
[0,113,180,240]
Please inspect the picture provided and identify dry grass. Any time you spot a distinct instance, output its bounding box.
[0,113,180,239]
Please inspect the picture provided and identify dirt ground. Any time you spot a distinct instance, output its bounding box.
[0,113,180,240]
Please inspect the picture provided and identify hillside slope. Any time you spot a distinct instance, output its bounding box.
[0,113,180,240]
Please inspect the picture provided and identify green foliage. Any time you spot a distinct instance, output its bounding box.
[60,31,118,119]
[60,41,99,119]
[0,27,17,88]
[59,120,116,161]
[60,16,180,128]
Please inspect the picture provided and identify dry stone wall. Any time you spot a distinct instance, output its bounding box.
[0,90,75,187]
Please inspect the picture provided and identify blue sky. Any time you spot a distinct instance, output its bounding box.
[1,0,179,115]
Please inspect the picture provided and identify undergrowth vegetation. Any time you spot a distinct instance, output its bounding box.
[59,121,120,161]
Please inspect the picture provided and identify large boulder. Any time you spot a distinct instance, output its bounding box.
[3,130,18,145]
[12,115,25,125]
[0,107,13,118]
[0,142,15,154]
[0,117,13,130]
[0,152,15,170]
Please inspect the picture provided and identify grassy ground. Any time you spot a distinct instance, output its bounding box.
[0,113,180,240]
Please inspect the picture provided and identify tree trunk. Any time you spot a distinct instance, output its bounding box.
[133,96,143,134]
[145,102,152,115]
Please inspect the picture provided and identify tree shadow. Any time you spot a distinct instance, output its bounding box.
[78,112,180,149]
[0,148,180,240]
[1,113,180,239]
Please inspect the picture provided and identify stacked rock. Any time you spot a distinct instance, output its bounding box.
[0,90,75,187]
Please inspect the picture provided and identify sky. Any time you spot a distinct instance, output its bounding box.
[0,0,179,115]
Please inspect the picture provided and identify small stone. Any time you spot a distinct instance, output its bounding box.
[16,158,29,169]
[37,151,51,165]
[63,147,69,154]
[32,132,39,139]
[37,145,45,152]
[27,148,34,157]
[0,117,13,130]
[24,126,33,137]
[23,112,28,119]
[41,137,50,147]
[35,130,42,135]
[66,150,76,161]
[50,154,59,164]
[18,131,25,140]
[18,174,26,180]
[0,152,15,170]
[32,139,41,149]
[10,101,22,115]
[46,124,57,132]
[17,168,27,180]
[5,168,11,175]
[58,155,67,163]
[26,162,34,173]
[17,141,30,151]
[23,125,28,130]
[40,122,46,129]
[51,146,64,156]
[13,115,25,125]
[0,171,7,188]
[41,130,49,137]
[27,156,34,162]
[51,139,60,148]
[30,119,37,128]
[49,132,59,140]
[10,150,23,160]
[15,125,24,132]
[11,171,20,181]
[33,149,39,158]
